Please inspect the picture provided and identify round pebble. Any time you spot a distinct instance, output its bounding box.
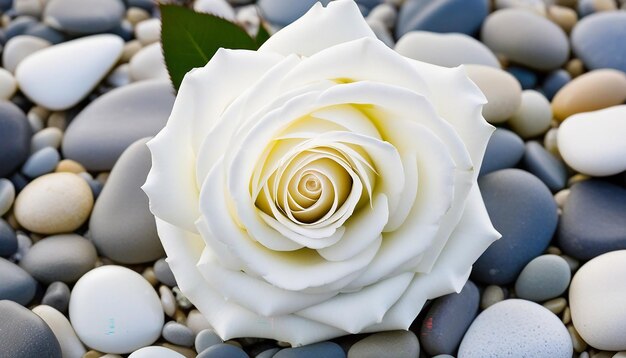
[14,173,94,234]
[546,5,578,33]
[570,250,626,350]
[31,127,63,153]
[541,69,571,101]
[159,285,176,317]
[571,12,626,72]
[186,309,213,335]
[1,35,52,73]
[55,159,86,174]
[480,285,505,310]
[514,254,571,302]
[69,265,164,354]
[507,89,552,139]
[0,179,15,217]
[0,300,62,358]
[129,346,186,358]
[465,64,521,124]
[129,42,169,82]
[163,321,195,347]
[0,67,17,99]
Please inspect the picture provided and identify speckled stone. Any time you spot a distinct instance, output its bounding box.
[0,300,62,358]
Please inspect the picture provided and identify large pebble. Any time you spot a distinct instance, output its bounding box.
[522,141,567,192]
[507,90,552,139]
[396,0,489,38]
[395,32,499,68]
[0,257,37,305]
[0,300,62,358]
[275,342,345,358]
[481,8,569,70]
[44,0,125,35]
[557,105,626,176]
[21,146,60,178]
[569,250,626,351]
[558,180,626,260]
[552,69,626,122]
[0,101,32,177]
[348,331,419,358]
[90,138,165,263]
[472,169,558,284]
[129,42,169,82]
[20,234,97,284]
[465,65,522,124]
[62,80,175,171]
[129,346,186,358]
[0,219,18,258]
[420,281,479,356]
[42,281,71,313]
[70,265,164,354]
[514,254,571,302]
[458,299,572,357]
[14,173,94,234]
[33,305,87,358]
[257,0,328,27]
[572,12,626,73]
[15,34,124,111]
[0,179,15,217]
[480,128,524,176]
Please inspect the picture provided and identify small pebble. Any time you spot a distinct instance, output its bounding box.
[0,101,32,178]
[155,258,177,287]
[129,42,169,81]
[134,18,161,45]
[507,90,552,139]
[186,309,213,335]
[543,297,568,315]
[1,35,51,73]
[568,325,588,353]
[514,254,571,302]
[163,321,195,348]
[479,128,525,175]
[0,218,18,257]
[30,127,63,153]
[522,141,567,192]
[465,65,521,124]
[160,285,176,317]
[480,285,505,310]
[0,179,15,217]
[21,146,61,178]
[55,159,86,174]
[42,281,71,313]
[547,5,578,33]
[195,329,224,354]
[0,67,17,99]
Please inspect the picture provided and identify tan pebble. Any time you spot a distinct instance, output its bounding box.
[142,267,159,286]
[27,106,49,129]
[552,69,626,121]
[547,5,577,33]
[592,352,615,358]
[0,67,17,100]
[126,7,150,25]
[100,355,123,358]
[159,285,176,317]
[613,351,626,358]
[55,159,86,174]
[82,350,104,358]
[568,174,590,187]
[497,54,509,68]
[508,90,552,138]
[160,343,196,358]
[14,173,94,234]
[562,306,571,324]
[543,297,567,314]
[121,40,142,63]
[592,0,617,11]
[6,212,20,230]
[544,128,561,158]
[174,308,186,324]
[481,285,506,310]
[554,189,570,209]
[565,58,585,78]
[186,309,211,334]
[277,341,291,348]
[546,246,562,255]
[465,64,522,123]
[569,325,588,353]
[47,112,67,131]
[95,172,110,185]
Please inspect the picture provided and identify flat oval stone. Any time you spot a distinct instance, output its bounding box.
[479,128,524,176]
[69,265,164,354]
[458,299,572,357]
[514,254,571,302]
[420,281,479,356]
[0,101,31,177]
[465,65,521,124]
[44,0,125,35]
[14,173,94,234]
[552,69,626,122]
[162,321,195,347]
[62,80,175,171]
[195,329,223,353]
[32,305,87,358]
[572,12,626,73]
[569,250,626,351]
[348,331,419,358]
[481,8,569,70]
[558,180,626,260]
[396,0,489,38]
[507,90,552,139]
[0,257,37,305]
[90,138,165,263]
[21,146,60,178]
[2,35,52,73]
[0,300,62,358]
[395,32,499,68]
[275,342,345,358]
[472,169,558,284]
[0,218,18,258]
[522,141,567,192]
[19,234,97,284]
[557,105,626,176]
[0,178,15,217]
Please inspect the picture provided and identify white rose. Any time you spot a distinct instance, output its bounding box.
[143,0,500,346]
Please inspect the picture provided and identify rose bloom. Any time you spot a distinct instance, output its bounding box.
[143,0,500,346]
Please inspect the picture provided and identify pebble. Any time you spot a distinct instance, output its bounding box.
[129,42,169,82]
[367,3,397,28]
[0,179,15,217]
[546,5,578,34]
[0,101,32,177]
[0,67,17,99]
[129,346,186,358]
[570,250,626,350]
[481,8,569,70]
[23,23,66,44]
[514,254,571,302]
[522,141,567,192]
[479,128,524,175]
[14,0,44,17]
[160,285,176,317]
[458,299,572,357]
[69,265,164,354]
[62,80,175,171]
[558,180,626,260]
[41,281,71,313]
[31,127,63,153]
[154,258,177,287]
[348,331,419,358]
[55,158,86,174]
[395,32,499,68]
[508,89,552,139]
[275,342,346,358]
[0,256,37,304]
[33,305,87,358]
[542,69,571,101]
[257,0,326,27]
[465,65,521,124]
[396,0,489,38]
[198,343,249,358]
[90,138,165,263]
[494,0,546,14]
[473,169,558,284]
[14,173,94,234]
[543,297,568,315]
[571,12,626,73]
[552,69,626,122]
[0,218,18,257]
[480,285,505,310]
[19,234,97,284]
[186,309,213,335]
[194,0,236,21]
[195,329,224,354]
[21,146,61,178]
[15,34,124,111]
[0,300,62,358]
[163,321,195,347]
[578,0,617,16]
[420,281,479,356]
[507,65,537,90]
[43,0,125,35]
[557,105,626,176]
[134,18,161,46]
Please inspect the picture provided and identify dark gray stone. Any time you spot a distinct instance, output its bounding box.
[348,331,419,358]
[0,101,32,177]
[0,300,62,358]
[154,258,177,287]
[0,218,18,258]
[572,12,626,73]
[198,343,249,358]
[44,0,126,35]
[0,257,37,305]
[23,23,66,44]
[4,16,38,40]
[41,281,71,313]
[522,141,567,192]
[480,128,524,176]
[275,342,345,358]
[541,69,571,101]
[396,0,489,38]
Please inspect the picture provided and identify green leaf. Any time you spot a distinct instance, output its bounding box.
[255,22,271,47]
[160,4,258,91]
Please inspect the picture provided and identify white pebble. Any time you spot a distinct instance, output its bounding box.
[2,35,51,74]
[507,90,552,138]
[0,179,15,217]
[134,18,161,46]
[159,285,176,317]
[106,64,131,88]
[31,127,63,153]
[186,309,212,335]
[0,68,17,100]
[32,305,87,358]
[128,346,185,358]
[129,43,169,82]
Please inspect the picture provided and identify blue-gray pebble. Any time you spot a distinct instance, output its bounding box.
[472,169,558,285]
[396,0,489,38]
[41,281,70,313]
[258,0,330,27]
[522,141,567,192]
[43,0,125,35]
[0,218,18,258]
[21,147,60,178]
[23,23,65,44]
[0,101,32,177]
[514,254,571,302]
[348,331,419,358]
[162,321,195,347]
[198,343,249,358]
[572,12,626,73]
[154,257,177,287]
[0,300,62,358]
[275,342,345,358]
[558,180,626,260]
[506,66,538,90]
[195,329,223,354]
[0,257,37,305]
[4,16,37,40]
[542,70,571,101]
[479,128,524,176]
[420,281,479,356]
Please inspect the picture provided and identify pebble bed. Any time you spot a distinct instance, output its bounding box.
[0,0,626,357]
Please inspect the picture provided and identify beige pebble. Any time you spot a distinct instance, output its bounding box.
[126,7,151,25]
[142,267,159,286]
[569,325,588,353]
[543,127,561,158]
[568,174,590,187]
[121,40,143,63]
[14,173,93,234]
[546,246,562,255]
[185,310,212,335]
[83,350,105,358]
[100,355,123,358]
[55,159,86,174]
[592,0,618,11]
[481,285,505,310]
[543,297,567,314]
[547,5,577,33]
[95,172,110,185]
[225,340,242,348]
[0,67,17,100]
[561,255,580,272]
[508,90,552,138]
[562,306,572,325]
[613,352,626,358]
[47,111,67,131]
[552,69,626,121]
[465,64,522,123]
[135,18,161,46]
[565,58,585,78]
[160,285,176,317]
[174,309,186,324]
[554,189,570,209]
[592,352,616,358]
